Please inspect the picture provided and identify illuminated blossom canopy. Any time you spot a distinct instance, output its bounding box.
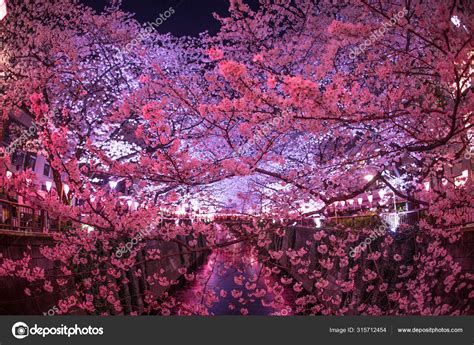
[0,0,472,315]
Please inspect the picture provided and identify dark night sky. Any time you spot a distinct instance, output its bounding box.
[80,0,259,37]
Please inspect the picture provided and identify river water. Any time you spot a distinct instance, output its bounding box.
[173,240,296,316]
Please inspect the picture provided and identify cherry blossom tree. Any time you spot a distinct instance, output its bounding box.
[0,0,472,315]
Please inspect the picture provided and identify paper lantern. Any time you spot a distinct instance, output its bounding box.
[0,0,7,21]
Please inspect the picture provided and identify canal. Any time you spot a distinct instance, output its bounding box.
[173,238,296,315]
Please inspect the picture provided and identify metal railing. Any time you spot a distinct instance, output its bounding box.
[0,197,471,235]
[324,213,382,229]
[0,199,60,233]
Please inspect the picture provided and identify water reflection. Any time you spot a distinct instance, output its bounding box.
[174,240,295,315]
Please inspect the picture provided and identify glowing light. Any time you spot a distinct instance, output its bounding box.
[451,15,460,27]
[364,174,374,182]
[109,180,118,189]
[378,190,386,199]
[424,182,430,191]
[357,197,363,205]
[63,184,70,195]
[0,0,7,21]
[176,204,186,215]
[348,199,354,205]
[381,213,400,232]
[45,181,52,192]
[314,218,322,228]
[340,201,345,207]
[82,224,95,233]
[454,170,469,187]
[6,171,12,179]
[441,178,448,186]
[127,200,133,208]
[367,195,373,203]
